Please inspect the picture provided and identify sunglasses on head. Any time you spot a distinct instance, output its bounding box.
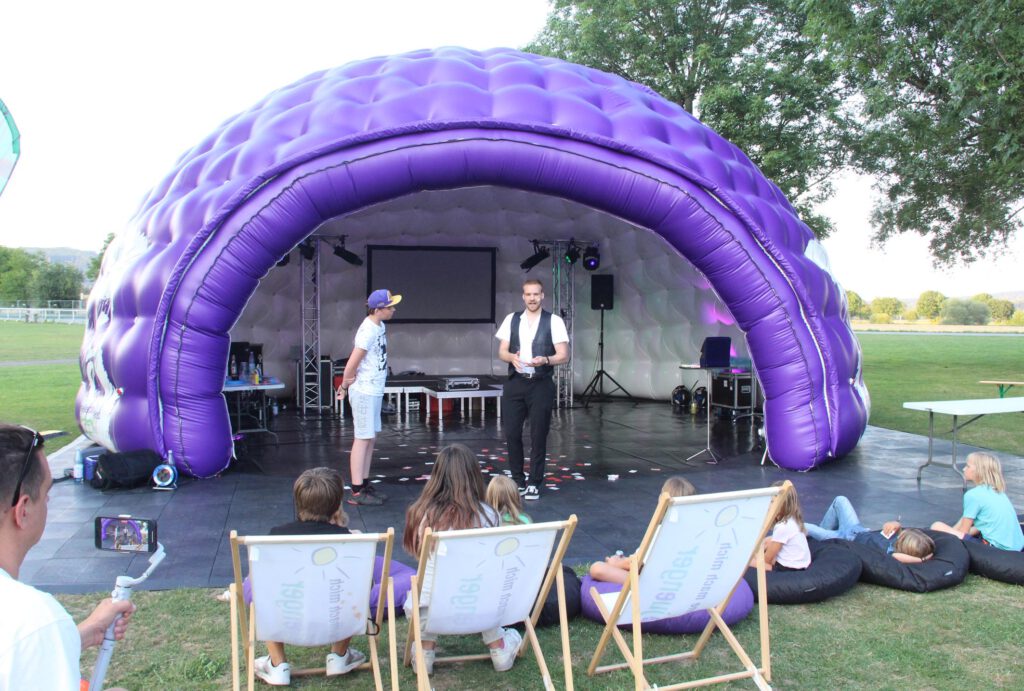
[11,426,43,507]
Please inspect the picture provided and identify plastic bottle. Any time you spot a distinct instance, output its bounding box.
[229,354,237,379]
[256,353,264,382]
[73,449,84,483]
[247,351,256,378]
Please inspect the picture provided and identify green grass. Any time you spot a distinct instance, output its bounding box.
[0,321,85,361]
[61,574,1024,689]
[858,333,1024,456]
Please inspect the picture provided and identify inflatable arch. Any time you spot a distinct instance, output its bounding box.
[78,47,869,477]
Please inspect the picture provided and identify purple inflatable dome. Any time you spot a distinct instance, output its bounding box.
[78,47,868,477]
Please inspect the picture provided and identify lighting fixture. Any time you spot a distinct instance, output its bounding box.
[582,245,600,271]
[520,241,550,272]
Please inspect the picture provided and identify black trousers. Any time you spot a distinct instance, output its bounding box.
[503,375,556,488]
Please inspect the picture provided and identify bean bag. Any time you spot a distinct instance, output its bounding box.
[964,540,1024,586]
[579,574,754,634]
[743,539,861,604]
[245,555,414,610]
[535,565,583,628]
[834,530,969,593]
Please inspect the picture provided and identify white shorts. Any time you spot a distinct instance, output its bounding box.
[350,389,382,439]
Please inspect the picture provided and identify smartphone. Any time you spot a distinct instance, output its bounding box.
[94,516,158,553]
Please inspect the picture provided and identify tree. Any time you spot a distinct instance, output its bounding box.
[940,298,991,325]
[805,0,1024,265]
[527,0,858,235]
[845,290,867,319]
[870,297,904,319]
[86,232,115,281]
[987,299,1015,322]
[916,291,946,320]
[0,246,44,304]
[28,262,83,303]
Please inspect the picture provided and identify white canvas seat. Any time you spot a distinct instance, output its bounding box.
[404,516,578,691]
[587,483,792,690]
[229,528,398,691]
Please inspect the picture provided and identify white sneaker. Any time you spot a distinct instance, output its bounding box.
[490,628,523,672]
[254,655,291,686]
[412,644,436,675]
[326,648,366,676]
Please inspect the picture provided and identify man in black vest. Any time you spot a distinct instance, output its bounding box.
[495,279,570,500]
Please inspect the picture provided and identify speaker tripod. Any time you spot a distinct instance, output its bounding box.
[580,308,633,407]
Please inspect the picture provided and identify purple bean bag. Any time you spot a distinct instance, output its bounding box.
[579,574,754,634]
[244,556,414,610]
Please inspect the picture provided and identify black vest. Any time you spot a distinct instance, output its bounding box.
[508,310,555,378]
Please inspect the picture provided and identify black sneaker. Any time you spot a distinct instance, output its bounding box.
[517,483,528,496]
[365,483,389,501]
[523,485,540,501]
[346,489,383,506]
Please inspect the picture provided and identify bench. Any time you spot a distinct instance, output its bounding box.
[978,380,1024,398]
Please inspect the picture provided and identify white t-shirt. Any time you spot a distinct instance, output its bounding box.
[351,317,387,396]
[770,518,811,569]
[0,568,82,690]
[495,311,569,374]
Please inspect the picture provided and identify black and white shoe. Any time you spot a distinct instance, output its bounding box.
[523,485,541,501]
[517,483,528,496]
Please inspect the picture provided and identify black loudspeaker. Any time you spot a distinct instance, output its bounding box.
[591,274,614,310]
[699,336,731,368]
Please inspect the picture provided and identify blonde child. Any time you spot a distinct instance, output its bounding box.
[486,475,533,525]
[589,475,696,585]
[402,444,521,675]
[759,482,811,571]
[931,452,1024,551]
[254,467,364,686]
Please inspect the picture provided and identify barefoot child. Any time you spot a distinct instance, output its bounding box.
[931,452,1024,551]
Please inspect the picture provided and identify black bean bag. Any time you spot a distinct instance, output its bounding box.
[536,565,583,628]
[963,540,1024,586]
[834,529,969,593]
[743,539,862,604]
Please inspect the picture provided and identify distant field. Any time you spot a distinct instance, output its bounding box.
[0,324,1021,457]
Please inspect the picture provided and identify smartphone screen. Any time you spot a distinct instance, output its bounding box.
[94,516,158,552]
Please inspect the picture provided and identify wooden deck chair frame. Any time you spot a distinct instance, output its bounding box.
[587,483,791,691]
[229,528,399,691]
[403,515,578,691]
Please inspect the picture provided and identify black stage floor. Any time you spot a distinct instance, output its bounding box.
[26,400,1024,594]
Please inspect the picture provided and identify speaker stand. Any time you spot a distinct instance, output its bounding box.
[580,308,633,407]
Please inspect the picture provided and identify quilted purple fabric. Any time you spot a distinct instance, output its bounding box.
[78,47,868,477]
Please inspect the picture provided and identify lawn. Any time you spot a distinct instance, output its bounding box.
[1,324,1022,456]
[62,573,1024,689]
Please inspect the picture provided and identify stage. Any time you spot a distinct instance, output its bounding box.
[27,400,1024,593]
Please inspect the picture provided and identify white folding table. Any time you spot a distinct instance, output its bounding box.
[903,397,1024,484]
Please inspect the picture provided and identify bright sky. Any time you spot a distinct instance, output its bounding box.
[1,0,1019,301]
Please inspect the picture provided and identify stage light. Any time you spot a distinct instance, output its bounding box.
[299,240,316,261]
[332,241,363,266]
[520,242,550,272]
[583,245,600,271]
[564,239,581,265]
[275,253,290,267]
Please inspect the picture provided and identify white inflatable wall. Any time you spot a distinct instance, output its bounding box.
[229,187,746,400]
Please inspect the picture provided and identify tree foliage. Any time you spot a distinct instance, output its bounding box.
[87,232,115,281]
[915,291,946,320]
[870,296,904,318]
[804,0,1024,264]
[941,298,991,325]
[527,0,857,235]
[987,299,1015,322]
[845,290,867,319]
[28,263,83,302]
[0,246,83,304]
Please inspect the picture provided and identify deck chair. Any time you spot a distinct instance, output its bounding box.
[229,528,399,691]
[403,516,578,691]
[587,483,791,691]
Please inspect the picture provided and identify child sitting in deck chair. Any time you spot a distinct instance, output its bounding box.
[805,495,935,563]
[588,475,696,585]
[931,452,1024,551]
[486,475,533,525]
[254,467,366,686]
[403,444,521,675]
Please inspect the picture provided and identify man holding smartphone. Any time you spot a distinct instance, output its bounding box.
[0,423,135,688]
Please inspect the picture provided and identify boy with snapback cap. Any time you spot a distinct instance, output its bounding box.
[337,289,401,505]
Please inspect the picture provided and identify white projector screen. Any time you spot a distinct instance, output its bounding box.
[367,245,496,323]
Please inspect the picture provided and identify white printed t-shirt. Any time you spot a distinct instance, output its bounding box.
[494,311,569,375]
[0,567,82,690]
[351,317,387,396]
[770,517,811,569]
